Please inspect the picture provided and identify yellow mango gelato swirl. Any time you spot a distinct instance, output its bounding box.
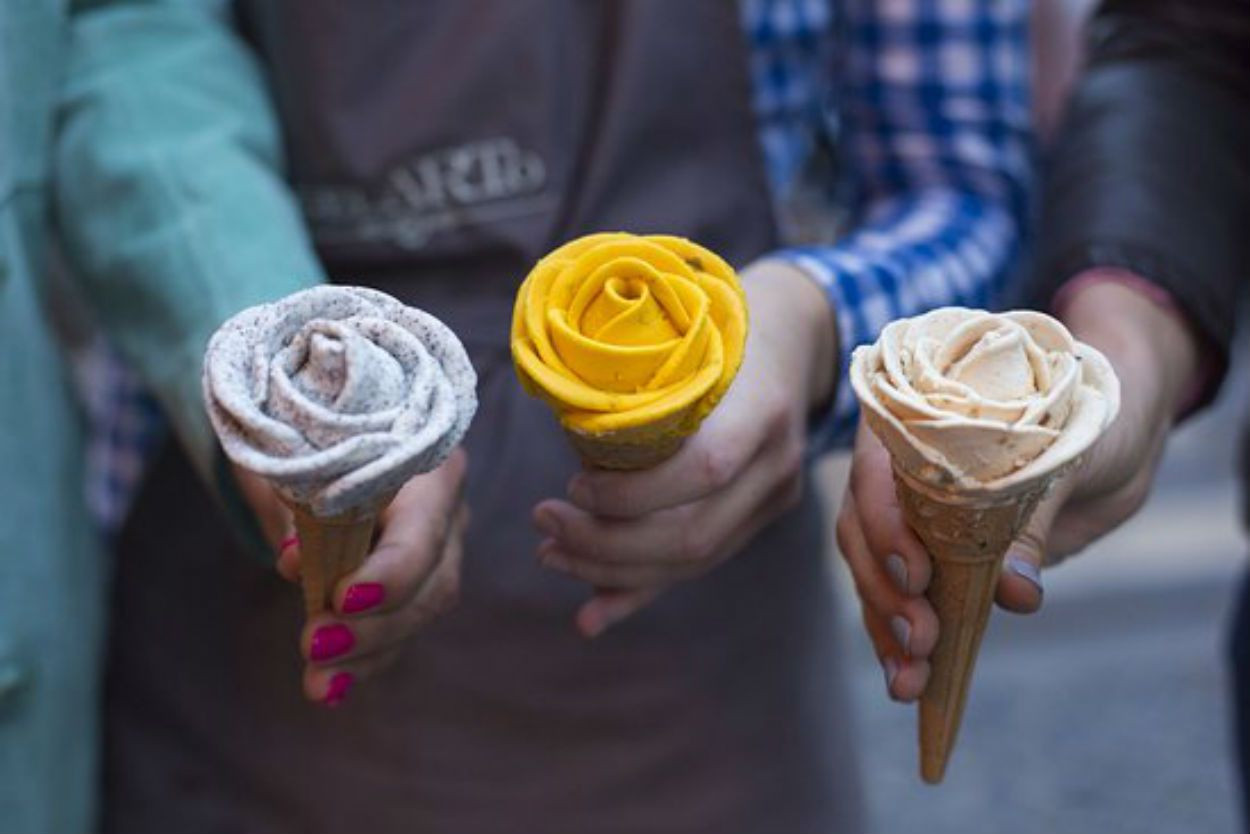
[511,232,747,435]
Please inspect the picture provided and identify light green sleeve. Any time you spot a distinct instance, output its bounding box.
[53,0,323,493]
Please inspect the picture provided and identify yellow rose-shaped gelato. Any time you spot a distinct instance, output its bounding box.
[511,232,747,439]
[850,308,1119,498]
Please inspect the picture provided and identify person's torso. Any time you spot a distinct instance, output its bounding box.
[106,3,861,832]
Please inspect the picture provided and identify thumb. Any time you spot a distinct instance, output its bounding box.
[994,483,1070,615]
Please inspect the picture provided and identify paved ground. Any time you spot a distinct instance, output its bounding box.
[818,338,1249,834]
[846,571,1240,834]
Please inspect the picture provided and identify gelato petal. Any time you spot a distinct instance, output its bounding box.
[511,232,746,435]
[203,285,477,516]
[850,307,1119,496]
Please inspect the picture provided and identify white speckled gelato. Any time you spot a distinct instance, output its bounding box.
[203,286,477,517]
[850,308,1119,499]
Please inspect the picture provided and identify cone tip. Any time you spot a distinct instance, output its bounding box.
[920,754,948,785]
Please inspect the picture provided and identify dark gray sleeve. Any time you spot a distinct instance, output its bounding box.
[1033,0,1250,361]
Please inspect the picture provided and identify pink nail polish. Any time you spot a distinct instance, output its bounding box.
[309,624,355,662]
[341,582,385,614]
[324,672,354,707]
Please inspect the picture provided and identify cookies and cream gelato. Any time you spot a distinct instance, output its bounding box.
[850,307,1119,498]
[203,285,477,517]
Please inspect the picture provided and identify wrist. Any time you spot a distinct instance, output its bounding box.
[739,259,838,413]
[1060,278,1199,425]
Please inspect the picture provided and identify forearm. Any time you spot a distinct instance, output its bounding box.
[739,260,837,416]
[1034,3,1250,370]
[55,0,324,482]
[772,191,1024,448]
[768,0,1031,450]
[1059,280,1200,499]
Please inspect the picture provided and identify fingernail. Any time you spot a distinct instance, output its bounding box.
[323,672,354,708]
[890,615,911,655]
[885,554,909,594]
[1006,554,1044,596]
[883,657,900,692]
[310,624,355,662]
[535,509,562,539]
[341,583,385,614]
[279,534,300,556]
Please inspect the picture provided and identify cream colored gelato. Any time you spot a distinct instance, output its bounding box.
[203,286,477,517]
[850,308,1119,498]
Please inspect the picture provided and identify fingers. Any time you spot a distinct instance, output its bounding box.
[837,492,940,658]
[295,450,469,707]
[334,450,468,617]
[302,648,400,707]
[297,521,463,706]
[567,471,803,636]
[837,433,943,703]
[994,482,1068,614]
[565,390,785,519]
[536,426,800,589]
[847,423,931,595]
[276,532,301,583]
[575,587,664,639]
[865,610,932,703]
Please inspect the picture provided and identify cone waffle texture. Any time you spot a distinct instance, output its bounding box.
[893,468,1050,784]
[563,405,695,471]
[288,496,392,618]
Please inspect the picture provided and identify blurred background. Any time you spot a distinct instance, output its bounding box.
[818,325,1248,834]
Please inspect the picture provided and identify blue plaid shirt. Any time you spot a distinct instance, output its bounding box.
[82,0,1031,532]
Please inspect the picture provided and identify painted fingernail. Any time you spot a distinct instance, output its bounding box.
[341,583,385,614]
[309,624,355,662]
[890,615,912,655]
[883,657,900,693]
[1006,554,1044,596]
[885,554,909,594]
[323,672,354,708]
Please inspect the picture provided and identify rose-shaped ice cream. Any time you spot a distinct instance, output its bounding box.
[511,232,747,436]
[204,286,477,517]
[850,308,1119,497]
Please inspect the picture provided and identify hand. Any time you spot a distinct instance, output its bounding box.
[837,279,1201,701]
[235,448,469,706]
[533,260,837,637]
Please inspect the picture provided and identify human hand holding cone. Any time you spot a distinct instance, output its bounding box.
[850,308,1119,783]
[511,232,748,469]
[284,493,393,618]
[204,285,477,616]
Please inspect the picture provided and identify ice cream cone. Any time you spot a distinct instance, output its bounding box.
[286,494,394,618]
[511,233,748,473]
[563,405,695,471]
[892,467,1050,784]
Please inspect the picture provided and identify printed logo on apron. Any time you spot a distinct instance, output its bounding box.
[298,137,552,250]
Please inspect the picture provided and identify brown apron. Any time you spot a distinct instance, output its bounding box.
[105,3,862,832]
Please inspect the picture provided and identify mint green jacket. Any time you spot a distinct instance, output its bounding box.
[2,1,320,830]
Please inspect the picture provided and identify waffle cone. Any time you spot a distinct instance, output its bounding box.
[563,405,697,471]
[285,495,394,618]
[892,468,1049,784]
